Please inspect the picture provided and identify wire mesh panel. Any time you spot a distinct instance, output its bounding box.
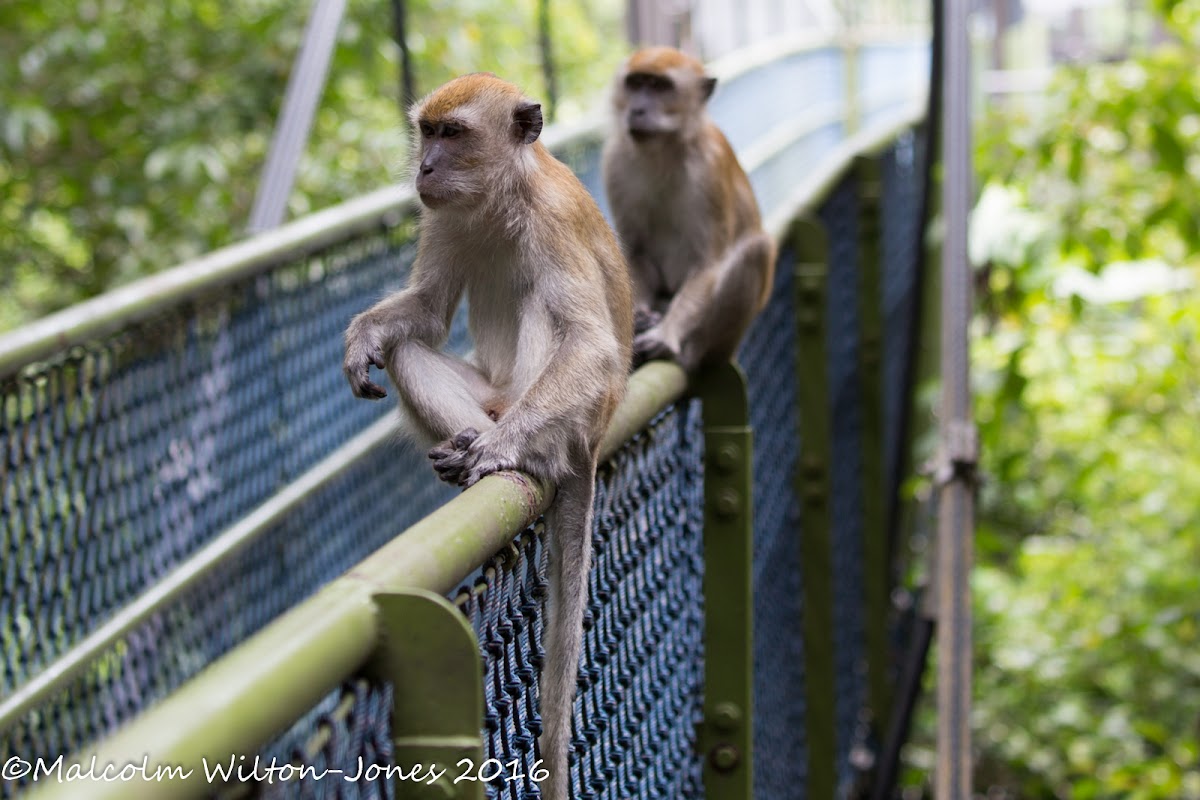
[210,402,705,800]
[738,247,809,798]
[739,138,924,798]
[819,177,869,795]
[0,228,473,796]
[880,129,926,502]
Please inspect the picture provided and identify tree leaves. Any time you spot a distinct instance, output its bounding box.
[0,0,626,330]
[963,9,1200,795]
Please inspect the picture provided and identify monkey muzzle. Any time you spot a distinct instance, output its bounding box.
[626,107,660,142]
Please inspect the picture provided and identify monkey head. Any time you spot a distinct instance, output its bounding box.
[409,73,544,209]
[612,47,717,143]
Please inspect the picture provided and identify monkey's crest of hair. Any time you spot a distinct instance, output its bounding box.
[624,46,706,77]
[407,73,548,222]
[409,72,524,124]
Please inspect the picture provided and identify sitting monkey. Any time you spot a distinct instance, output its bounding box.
[602,47,775,371]
[343,73,633,800]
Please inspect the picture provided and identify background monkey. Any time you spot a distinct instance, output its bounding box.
[602,47,775,371]
[342,73,633,800]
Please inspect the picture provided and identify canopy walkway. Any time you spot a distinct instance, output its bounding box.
[0,29,956,800]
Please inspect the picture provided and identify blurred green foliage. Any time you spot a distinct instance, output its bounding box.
[903,5,1200,797]
[0,0,624,330]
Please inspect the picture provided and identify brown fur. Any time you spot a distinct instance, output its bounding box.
[603,47,775,371]
[626,46,705,74]
[344,74,632,800]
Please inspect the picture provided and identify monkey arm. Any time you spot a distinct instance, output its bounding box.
[458,320,621,485]
[635,265,719,363]
[390,342,498,445]
[639,230,774,371]
[342,259,465,400]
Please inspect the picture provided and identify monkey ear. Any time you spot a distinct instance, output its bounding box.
[701,76,718,101]
[513,102,544,144]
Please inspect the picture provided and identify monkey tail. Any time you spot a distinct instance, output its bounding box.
[538,465,597,800]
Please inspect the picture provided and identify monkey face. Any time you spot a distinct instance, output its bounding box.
[410,74,545,210]
[619,72,683,140]
[614,48,718,142]
[414,118,477,208]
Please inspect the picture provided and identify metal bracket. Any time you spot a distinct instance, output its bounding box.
[790,215,838,800]
[854,153,895,741]
[371,589,485,800]
[694,361,755,800]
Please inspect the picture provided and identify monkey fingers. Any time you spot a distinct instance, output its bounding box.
[459,429,521,488]
[633,306,663,335]
[427,428,481,486]
[343,344,389,399]
[354,376,388,400]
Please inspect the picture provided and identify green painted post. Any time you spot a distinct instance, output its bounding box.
[791,215,836,799]
[855,154,893,739]
[695,362,755,800]
[371,590,485,800]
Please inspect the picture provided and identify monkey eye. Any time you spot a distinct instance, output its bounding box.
[419,122,435,138]
[625,72,674,92]
[442,124,462,139]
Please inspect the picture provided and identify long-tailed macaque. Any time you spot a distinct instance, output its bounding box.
[602,47,775,371]
[342,73,633,800]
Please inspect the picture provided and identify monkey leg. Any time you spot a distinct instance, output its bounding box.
[650,230,774,372]
[388,341,498,443]
[537,465,597,800]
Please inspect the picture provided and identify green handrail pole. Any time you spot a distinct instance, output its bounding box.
[371,590,485,800]
[20,473,553,800]
[20,589,379,800]
[854,154,893,740]
[694,361,755,800]
[390,0,416,115]
[791,215,837,799]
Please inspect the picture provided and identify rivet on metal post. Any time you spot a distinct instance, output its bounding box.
[715,488,741,519]
[712,702,743,732]
[715,443,741,473]
[709,743,741,773]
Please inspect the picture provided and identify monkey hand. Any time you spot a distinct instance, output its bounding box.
[632,325,679,368]
[343,320,389,399]
[633,306,662,335]
[428,428,481,486]
[430,426,522,488]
